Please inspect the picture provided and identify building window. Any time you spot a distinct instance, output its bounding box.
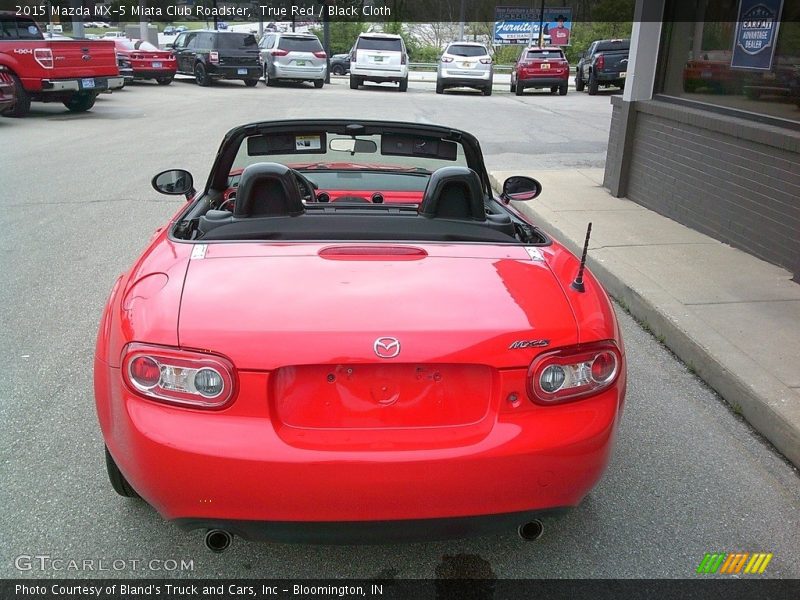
[658,0,800,124]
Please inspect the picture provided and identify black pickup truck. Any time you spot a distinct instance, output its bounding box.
[169,30,261,87]
[576,39,629,95]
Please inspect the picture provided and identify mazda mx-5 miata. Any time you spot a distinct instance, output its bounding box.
[95,119,626,551]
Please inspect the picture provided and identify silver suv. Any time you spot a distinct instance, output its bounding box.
[259,32,327,88]
[436,42,493,96]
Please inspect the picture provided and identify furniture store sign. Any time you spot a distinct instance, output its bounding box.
[731,0,784,70]
[493,6,572,45]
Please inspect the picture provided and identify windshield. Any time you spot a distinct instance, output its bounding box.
[357,37,402,52]
[447,45,487,57]
[597,40,629,51]
[216,33,258,49]
[525,49,565,59]
[278,36,322,52]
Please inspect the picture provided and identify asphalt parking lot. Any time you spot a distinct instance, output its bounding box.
[1,77,798,579]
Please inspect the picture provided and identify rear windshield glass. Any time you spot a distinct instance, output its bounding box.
[358,37,402,52]
[525,49,565,59]
[117,39,160,52]
[447,45,487,57]
[0,17,43,40]
[215,33,258,49]
[278,36,323,52]
[596,40,630,51]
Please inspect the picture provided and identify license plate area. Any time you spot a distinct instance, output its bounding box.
[152,61,162,68]
[238,68,247,75]
[81,78,95,89]
[272,363,492,429]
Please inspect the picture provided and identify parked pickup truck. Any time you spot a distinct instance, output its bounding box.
[576,39,630,95]
[0,12,124,117]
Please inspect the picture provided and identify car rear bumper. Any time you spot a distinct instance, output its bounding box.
[273,64,326,80]
[41,76,125,92]
[133,69,177,79]
[351,65,408,81]
[96,359,624,531]
[438,71,492,87]
[595,71,626,82]
[208,65,261,80]
[175,508,570,544]
[518,76,568,89]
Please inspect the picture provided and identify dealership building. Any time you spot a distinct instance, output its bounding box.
[604,0,799,281]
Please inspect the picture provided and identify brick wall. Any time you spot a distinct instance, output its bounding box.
[605,97,800,281]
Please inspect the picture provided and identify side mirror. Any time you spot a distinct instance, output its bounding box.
[501,176,542,203]
[152,169,195,199]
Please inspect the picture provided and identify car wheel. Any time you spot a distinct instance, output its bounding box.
[63,92,96,112]
[559,84,568,96]
[483,84,492,96]
[332,64,344,76]
[314,79,324,89]
[195,62,211,87]
[435,80,444,94]
[588,72,599,95]
[349,75,359,90]
[2,72,31,118]
[515,82,523,96]
[399,77,408,92]
[156,76,174,86]
[105,447,140,498]
[575,71,585,92]
[244,78,259,87]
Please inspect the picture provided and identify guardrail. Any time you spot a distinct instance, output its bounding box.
[408,62,576,74]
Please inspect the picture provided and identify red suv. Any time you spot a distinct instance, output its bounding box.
[511,46,569,96]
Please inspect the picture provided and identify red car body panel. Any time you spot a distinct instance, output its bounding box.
[95,120,626,542]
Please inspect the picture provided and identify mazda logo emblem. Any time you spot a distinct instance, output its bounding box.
[82,55,91,61]
[373,337,400,359]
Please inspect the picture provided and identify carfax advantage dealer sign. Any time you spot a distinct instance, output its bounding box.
[731,0,784,70]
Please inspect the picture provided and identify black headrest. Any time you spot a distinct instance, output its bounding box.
[233,163,304,218]
[419,166,485,221]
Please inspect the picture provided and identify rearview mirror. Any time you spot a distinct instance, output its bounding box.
[329,138,378,154]
[501,176,542,203]
[152,169,195,199]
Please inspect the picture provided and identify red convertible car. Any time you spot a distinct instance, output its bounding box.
[112,38,177,85]
[95,120,626,551]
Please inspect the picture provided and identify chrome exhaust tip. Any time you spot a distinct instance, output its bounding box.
[204,529,233,553]
[518,520,544,541]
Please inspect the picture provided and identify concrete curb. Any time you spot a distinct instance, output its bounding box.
[489,171,800,469]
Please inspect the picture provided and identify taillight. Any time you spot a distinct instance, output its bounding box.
[441,56,454,63]
[122,343,236,409]
[401,53,407,65]
[528,341,621,405]
[596,55,605,69]
[313,50,327,58]
[34,48,53,69]
[209,51,219,64]
[271,49,288,57]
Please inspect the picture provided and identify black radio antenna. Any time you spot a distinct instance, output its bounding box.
[571,223,592,293]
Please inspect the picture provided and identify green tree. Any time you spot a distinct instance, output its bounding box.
[310,21,368,55]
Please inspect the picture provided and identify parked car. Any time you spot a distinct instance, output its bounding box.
[95,118,627,550]
[0,65,16,115]
[258,31,327,88]
[170,30,261,87]
[576,39,629,95]
[329,53,350,75]
[218,22,228,31]
[436,41,493,96]
[163,26,178,36]
[102,31,127,39]
[113,38,177,85]
[349,33,409,91]
[511,46,569,96]
[175,26,188,34]
[683,50,740,94]
[0,12,124,117]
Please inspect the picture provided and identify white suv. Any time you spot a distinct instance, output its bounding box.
[349,33,409,92]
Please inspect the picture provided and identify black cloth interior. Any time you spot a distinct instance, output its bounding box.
[234,162,305,218]
[419,166,486,221]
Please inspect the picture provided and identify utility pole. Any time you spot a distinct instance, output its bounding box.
[139,0,148,42]
[322,2,330,83]
[458,0,465,41]
[538,0,545,46]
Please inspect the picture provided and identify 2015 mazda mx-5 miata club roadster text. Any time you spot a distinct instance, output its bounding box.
[94,119,626,551]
